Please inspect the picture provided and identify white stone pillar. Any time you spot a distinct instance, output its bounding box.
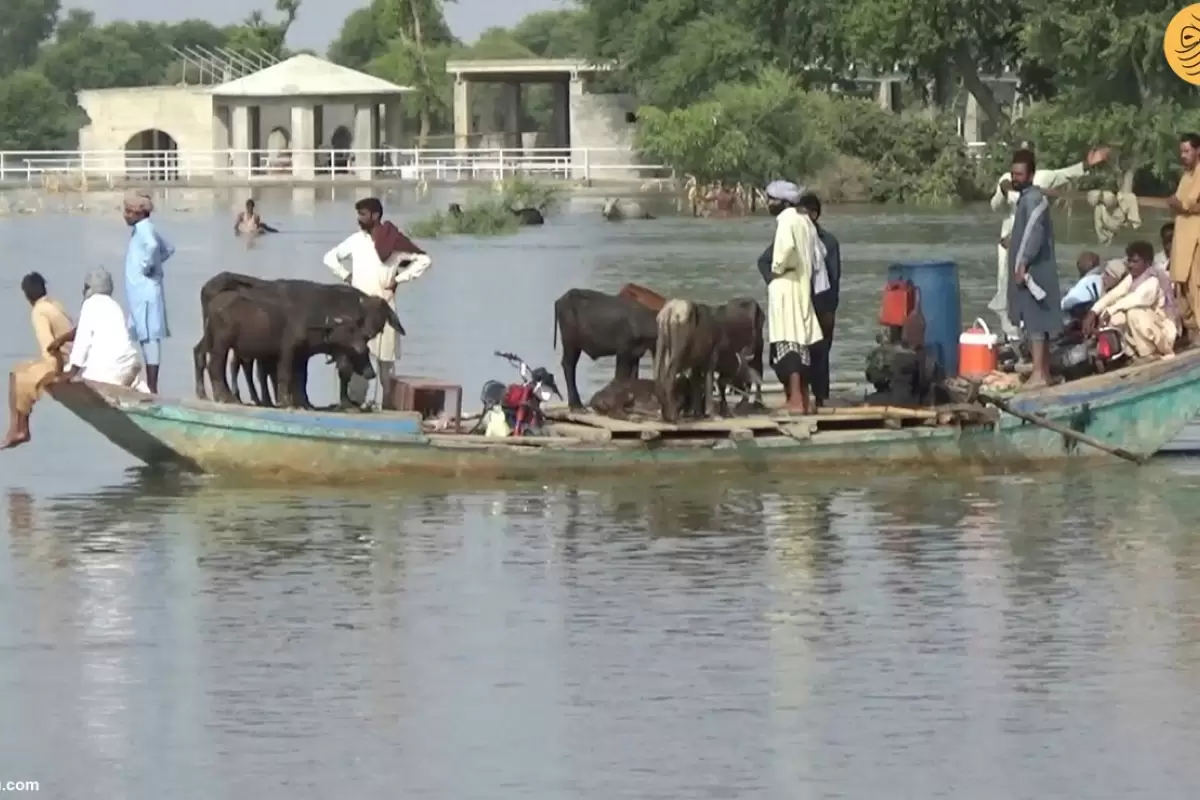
[963,92,982,146]
[353,102,376,180]
[501,82,522,149]
[290,102,316,180]
[877,80,898,112]
[568,77,586,179]
[230,104,251,178]
[454,77,473,150]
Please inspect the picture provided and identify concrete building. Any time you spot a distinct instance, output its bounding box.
[446,58,642,180]
[77,53,412,181]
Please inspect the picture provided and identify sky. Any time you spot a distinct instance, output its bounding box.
[75,0,575,50]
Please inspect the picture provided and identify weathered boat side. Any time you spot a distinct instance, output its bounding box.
[48,349,1200,482]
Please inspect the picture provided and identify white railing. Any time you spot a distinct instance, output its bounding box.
[0,147,671,185]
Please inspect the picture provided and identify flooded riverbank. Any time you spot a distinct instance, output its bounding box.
[2,190,1198,797]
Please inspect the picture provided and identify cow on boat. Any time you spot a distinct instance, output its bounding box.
[197,287,376,408]
[552,288,659,409]
[196,272,405,407]
[653,297,765,421]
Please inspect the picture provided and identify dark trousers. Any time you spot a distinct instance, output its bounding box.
[812,310,836,404]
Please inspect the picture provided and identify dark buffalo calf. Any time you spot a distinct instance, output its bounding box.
[713,298,765,407]
[196,273,405,407]
[588,377,663,418]
[553,288,659,409]
[197,289,375,408]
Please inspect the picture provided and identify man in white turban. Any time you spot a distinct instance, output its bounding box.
[762,180,825,413]
[46,268,149,392]
[122,189,174,393]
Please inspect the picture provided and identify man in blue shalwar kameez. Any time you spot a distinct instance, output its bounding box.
[122,190,174,393]
[1007,149,1063,388]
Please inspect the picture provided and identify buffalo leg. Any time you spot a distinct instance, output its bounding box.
[614,353,639,381]
[255,358,277,407]
[561,345,584,409]
[294,357,314,409]
[208,343,237,404]
[192,335,209,400]
[701,363,717,418]
[239,358,263,406]
[227,352,244,404]
[715,376,730,418]
[277,345,297,408]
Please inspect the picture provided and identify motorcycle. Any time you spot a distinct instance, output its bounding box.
[476,351,562,437]
[996,325,1129,381]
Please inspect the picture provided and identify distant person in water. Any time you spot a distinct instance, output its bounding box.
[234,199,278,235]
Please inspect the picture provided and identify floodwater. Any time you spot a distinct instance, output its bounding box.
[2,187,1200,798]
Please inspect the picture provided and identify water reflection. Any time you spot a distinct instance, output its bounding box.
[3,458,1200,795]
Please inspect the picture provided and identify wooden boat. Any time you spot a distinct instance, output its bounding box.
[48,349,1200,483]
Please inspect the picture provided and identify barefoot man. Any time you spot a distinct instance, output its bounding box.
[1169,133,1200,342]
[122,190,174,393]
[1007,149,1063,388]
[3,273,74,449]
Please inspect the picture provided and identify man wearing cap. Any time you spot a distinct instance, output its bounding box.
[46,268,149,392]
[762,180,825,413]
[122,190,175,393]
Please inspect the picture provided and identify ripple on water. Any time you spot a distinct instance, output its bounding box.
[2,199,1200,797]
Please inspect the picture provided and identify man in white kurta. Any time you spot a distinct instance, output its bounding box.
[323,197,431,405]
[57,268,150,391]
[764,180,824,413]
[989,147,1109,335]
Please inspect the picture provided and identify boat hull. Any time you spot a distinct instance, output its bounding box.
[49,350,1200,482]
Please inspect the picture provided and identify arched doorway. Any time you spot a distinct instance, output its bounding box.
[124,129,179,182]
[329,125,352,174]
[265,126,291,172]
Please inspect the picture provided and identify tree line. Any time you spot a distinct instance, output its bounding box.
[3,0,1195,203]
[582,0,1200,201]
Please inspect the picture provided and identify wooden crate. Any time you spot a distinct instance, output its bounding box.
[383,376,463,432]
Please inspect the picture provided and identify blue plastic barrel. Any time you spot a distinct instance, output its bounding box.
[886,260,963,377]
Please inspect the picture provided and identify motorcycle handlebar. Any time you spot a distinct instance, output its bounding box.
[493,350,523,364]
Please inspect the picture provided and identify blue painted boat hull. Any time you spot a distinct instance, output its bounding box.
[49,350,1200,482]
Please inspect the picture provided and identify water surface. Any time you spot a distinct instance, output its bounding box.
[1,188,1197,798]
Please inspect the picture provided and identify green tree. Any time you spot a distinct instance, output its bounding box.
[55,8,94,42]
[38,26,148,94]
[0,70,75,150]
[836,0,1022,123]
[509,10,586,57]
[367,39,455,142]
[636,68,831,183]
[0,0,60,76]
[328,0,457,69]
[224,0,300,57]
[1021,0,1182,105]
[582,0,765,108]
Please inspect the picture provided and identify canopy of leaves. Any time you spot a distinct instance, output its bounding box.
[636,69,832,183]
[0,70,74,149]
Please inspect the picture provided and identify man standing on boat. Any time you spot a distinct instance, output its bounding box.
[122,190,174,394]
[1007,149,1062,388]
[1169,133,1200,342]
[990,146,1109,336]
[323,197,431,407]
[797,192,840,407]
